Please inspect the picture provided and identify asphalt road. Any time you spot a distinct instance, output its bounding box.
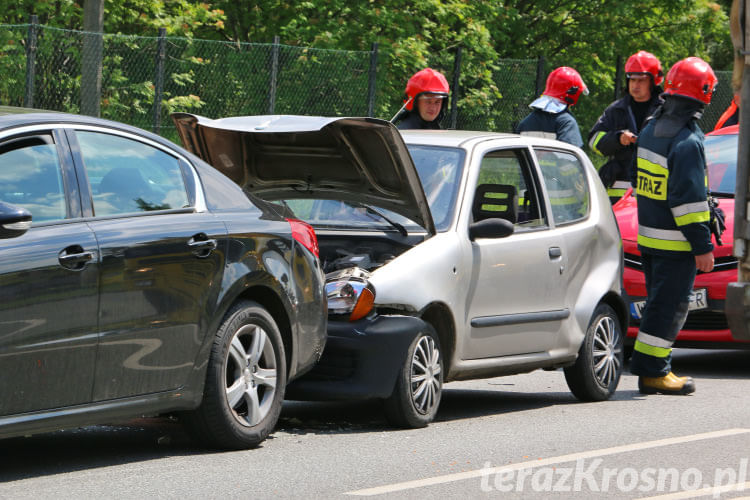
[1,348,749,499]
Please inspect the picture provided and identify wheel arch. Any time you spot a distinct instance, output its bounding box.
[599,291,629,335]
[236,285,294,379]
[420,302,457,381]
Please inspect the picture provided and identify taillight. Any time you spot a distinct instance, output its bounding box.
[287,218,319,258]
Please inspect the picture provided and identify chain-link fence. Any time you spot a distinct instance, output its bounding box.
[0,21,734,145]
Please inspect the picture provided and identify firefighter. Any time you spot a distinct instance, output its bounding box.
[588,50,664,203]
[515,66,588,148]
[393,68,450,130]
[630,56,718,395]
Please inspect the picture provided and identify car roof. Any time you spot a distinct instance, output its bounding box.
[398,128,582,151]
[0,106,179,152]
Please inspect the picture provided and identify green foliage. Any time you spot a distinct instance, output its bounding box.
[0,0,734,141]
[208,0,732,134]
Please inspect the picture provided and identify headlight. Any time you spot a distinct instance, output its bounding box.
[325,267,375,322]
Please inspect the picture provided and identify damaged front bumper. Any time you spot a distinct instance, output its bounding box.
[285,314,426,400]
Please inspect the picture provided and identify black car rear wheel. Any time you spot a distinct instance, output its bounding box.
[384,324,443,428]
[564,303,623,401]
[183,300,286,449]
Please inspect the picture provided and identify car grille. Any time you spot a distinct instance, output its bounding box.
[624,253,738,273]
[630,310,729,331]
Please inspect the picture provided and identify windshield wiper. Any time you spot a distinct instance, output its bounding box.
[351,202,408,237]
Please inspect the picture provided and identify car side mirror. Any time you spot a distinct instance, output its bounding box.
[0,201,32,239]
[469,218,514,241]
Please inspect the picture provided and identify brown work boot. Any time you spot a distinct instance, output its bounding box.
[638,372,696,395]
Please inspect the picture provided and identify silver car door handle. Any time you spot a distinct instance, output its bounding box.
[549,246,562,259]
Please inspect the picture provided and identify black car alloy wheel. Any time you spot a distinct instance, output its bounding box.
[183,300,287,449]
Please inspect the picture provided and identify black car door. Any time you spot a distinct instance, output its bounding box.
[67,129,228,401]
[0,129,100,415]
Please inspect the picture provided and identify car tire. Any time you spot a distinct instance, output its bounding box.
[183,300,287,449]
[564,303,623,402]
[384,324,443,428]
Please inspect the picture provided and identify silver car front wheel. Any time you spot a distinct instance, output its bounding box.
[384,324,443,428]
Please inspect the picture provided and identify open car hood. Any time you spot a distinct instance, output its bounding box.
[171,113,435,234]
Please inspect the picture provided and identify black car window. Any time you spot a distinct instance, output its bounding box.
[476,149,547,230]
[76,131,189,215]
[0,133,67,222]
[534,149,590,225]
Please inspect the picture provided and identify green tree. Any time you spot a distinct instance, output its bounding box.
[208,0,731,132]
[0,0,734,135]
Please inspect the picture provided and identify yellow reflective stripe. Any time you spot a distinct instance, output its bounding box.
[674,210,710,226]
[637,331,673,348]
[637,157,668,177]
[634,340,672,358]
[638,147,668,169]
[637,234,692,252]
[672,201,710,227]
[589,131,606,155]
[672,201,709,218]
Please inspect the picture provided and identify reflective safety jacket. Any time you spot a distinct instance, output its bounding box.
[588,93,662,200]
[633,119,713,257]
[515,109,584,148]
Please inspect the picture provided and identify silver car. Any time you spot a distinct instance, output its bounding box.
[173,114,627,428]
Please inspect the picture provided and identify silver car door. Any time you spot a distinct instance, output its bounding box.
[463,147,568,359]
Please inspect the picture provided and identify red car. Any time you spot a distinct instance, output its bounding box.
[613,125,750,349]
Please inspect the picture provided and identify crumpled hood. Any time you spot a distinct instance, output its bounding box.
[171,113,435,234]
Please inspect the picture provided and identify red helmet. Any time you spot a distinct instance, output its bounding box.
[543,67,588,106]
[404,68,449,111]
[625,50,664,86]
[663,57,718,105]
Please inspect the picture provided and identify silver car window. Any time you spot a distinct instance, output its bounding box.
[534,149,590,225]
[475,149,547,230]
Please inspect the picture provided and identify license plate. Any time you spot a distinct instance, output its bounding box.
[630,288,707,320]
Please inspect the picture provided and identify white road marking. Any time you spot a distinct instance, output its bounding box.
[345,428,750,496]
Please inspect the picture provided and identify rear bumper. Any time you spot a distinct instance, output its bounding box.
[285,314,425,401]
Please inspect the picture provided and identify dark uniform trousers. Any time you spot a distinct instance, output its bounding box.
[629,252,697,377]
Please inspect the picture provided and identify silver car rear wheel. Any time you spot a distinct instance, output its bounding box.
[591,311,620,388]
[564,303,623,401]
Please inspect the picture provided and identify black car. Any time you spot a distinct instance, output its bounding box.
[0,107,327,449]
